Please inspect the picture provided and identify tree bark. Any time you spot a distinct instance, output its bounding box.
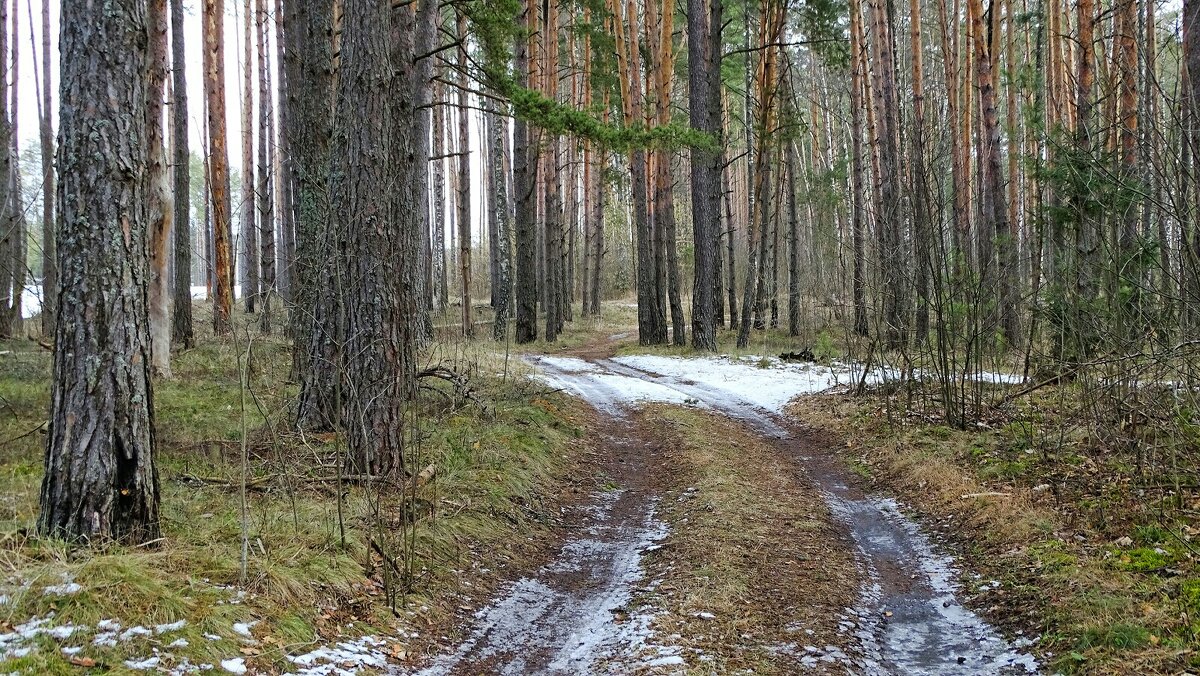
[969,0,1020,347]
[456,11,474,339]
[910,0,931,344]
[292,0,338,430]
[3,0,24,340]
[273,0,295,306]
[337,0,409,475]
[0,0,14,339]
[867,0,906,349]
[37,0,55,338]
[689,0,723,350]
[849,0,869,337]
[240,0,258,314]
[432,75,448,314]
[170,0,193,348]
[148,0,172,376]
[786,138,801,337]
[543,3,561,341]
[205,0,235,335]
[257,0,276,334]
[489,99,513,342]
[40,0,160,543]
[514,0,538,343]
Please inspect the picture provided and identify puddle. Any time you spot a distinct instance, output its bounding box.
[530,354,1038,675]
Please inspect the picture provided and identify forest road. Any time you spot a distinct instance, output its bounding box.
[411,366,679,675]
[410,353,1040,675]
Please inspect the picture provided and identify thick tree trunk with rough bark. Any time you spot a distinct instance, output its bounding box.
[410,0,436,345]
[489,101,513,341]
[337,0,409,475]
[689,0,722,350]
[514,0,538,343]
[543,3,561,342]
[849,0,868,337]
[293,0,337,431]
[786,139,801,337]
[40,0,160,543]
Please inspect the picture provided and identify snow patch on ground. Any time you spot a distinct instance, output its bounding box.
[156,619,187,634]
[286,635,391,675]
[611,354,869,413]
[231,621,257,638]
[532,356,694,415]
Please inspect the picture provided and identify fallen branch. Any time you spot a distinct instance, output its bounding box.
[990,367,1079,410]
[405,463,436,494]
[417,365,483,407]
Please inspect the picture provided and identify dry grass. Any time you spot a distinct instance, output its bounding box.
[633,404,859,675]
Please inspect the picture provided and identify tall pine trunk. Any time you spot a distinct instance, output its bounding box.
[456,11,474,338]
[171,0,194,348]
[689,0,723,350]
[40,0,160,543]
[204,0,235,335]
[514,0,538,343]
[338,0,408,475]
[240,0,258,314]
[37,0,55,337]
[148,0,173,377]
[257,0,276,334]
[293,0,337,430]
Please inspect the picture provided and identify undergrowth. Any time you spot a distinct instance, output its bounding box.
[0,312,584,673]
[793,380,1200,675]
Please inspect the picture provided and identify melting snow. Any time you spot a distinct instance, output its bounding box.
[286,635,391,675]
[232,621,258,638]
[415,495,673,675]
[124,656,162,670]
[156,620,187,634]
[42,578,83,596]
[221,657,248,674]
[611,354,869,413]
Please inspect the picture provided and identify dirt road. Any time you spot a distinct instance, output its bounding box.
[409,353,1039,675]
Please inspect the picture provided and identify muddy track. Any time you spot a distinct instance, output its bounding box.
[411,378,680,675]
[411,353,1039,675]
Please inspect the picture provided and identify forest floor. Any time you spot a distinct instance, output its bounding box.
[1,301,1197,674]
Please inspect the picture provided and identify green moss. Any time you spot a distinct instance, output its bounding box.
[1113,546,1177,573]
[1030,539,1078,572]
